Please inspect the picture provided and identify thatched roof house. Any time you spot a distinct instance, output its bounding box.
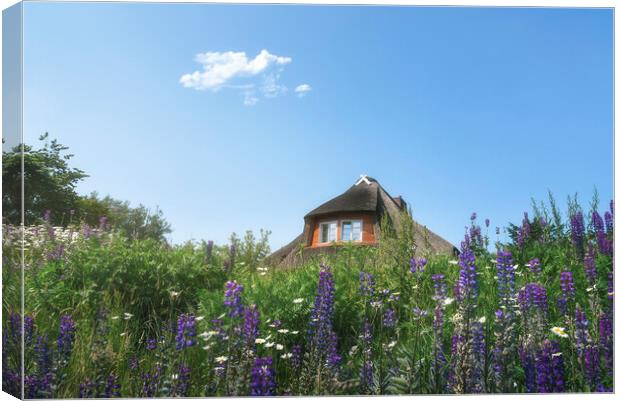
[268,175,457,266]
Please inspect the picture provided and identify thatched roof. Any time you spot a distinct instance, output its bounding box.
[267,176,457,266]
[305,176,380,217]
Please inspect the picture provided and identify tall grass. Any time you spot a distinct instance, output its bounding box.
[2,195,614,397]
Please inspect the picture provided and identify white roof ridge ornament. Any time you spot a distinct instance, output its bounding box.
[355,174,371,186]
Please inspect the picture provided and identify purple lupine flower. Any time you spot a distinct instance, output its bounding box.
[409,257,427,274]
[432,274,447,300]
[496,251,516,310]
[596,384,613,392]
[359,272,375,298]
[43,209,52,222]
[570,211,585,258]
[557,271,576,315]
[82,224,93,239]
[129,356,139,371]
[454,241,478,303]
[599,313,613,372]
[535,340,565,393]
[307,265,340,369]
[447,335,464,392]
[469,225,483,249]
[493,253,519,392]
[593,211,612,255]
[528,258,541,275]
[223,280,244,318]
[173,364,191,397]
[382,308,397,328]
[608,272,614,303]
[46,244,65,262]
[291,344,302,370]
[141,366,161,397]
[495,227,500,235]
[24,315,34,346]
[79,379,95,398]
[57,315,76,358]
[517,212,531,249]
[574,306,589,357]
[104,374,121,397]
[326,331,342,367]
[227,244,236,272]
[584,245,597,284]
[539,216,547,228]
[99,216,108,231]
[359,320,373,393]
[593,210,605,233]
[485,218,490,228]
[9,312,20,343]
[24,375,39,399]
[469,322,485,393]
[175,314,196,350]
[470,212,477,221]
[243,305,260,348]
[250,357,276,396]
[518,283,548,315]
[432,274,447,340]
[583,346,600,387]
[604,211,613,234]
[35,335,52,379]
[146,338,157,351]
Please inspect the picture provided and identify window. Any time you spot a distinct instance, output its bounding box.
[319,221,337,243]
[341,220,362,242]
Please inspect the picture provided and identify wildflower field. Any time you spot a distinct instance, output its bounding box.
[2,195,614,397]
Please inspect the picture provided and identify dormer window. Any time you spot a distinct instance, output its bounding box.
[341,220,362,242]
[319,221,337,243]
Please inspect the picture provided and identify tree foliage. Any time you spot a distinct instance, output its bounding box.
[2,133,87,225]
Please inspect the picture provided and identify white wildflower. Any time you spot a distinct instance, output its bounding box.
[255,338,266,344]
[265,342,275,348]
[215,356,228,363]
[550,327,568,338]
[276,344,284,350]
[278,329,289,334]
[293,298,304,304]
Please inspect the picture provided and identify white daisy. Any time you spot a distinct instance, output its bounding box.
[550,327,568,338]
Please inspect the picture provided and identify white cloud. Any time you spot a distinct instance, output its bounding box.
[295,83,312,97]
[180,49,291,92]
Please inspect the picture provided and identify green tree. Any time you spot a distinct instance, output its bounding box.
[77,192,172,243]
[2,133,87,225]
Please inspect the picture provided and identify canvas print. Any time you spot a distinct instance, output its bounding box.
[1,2,614,398]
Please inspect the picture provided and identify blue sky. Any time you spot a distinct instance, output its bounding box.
[20,3,613,249]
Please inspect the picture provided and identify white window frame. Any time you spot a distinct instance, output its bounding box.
[340,219,363,242]
[318,221,338,244]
